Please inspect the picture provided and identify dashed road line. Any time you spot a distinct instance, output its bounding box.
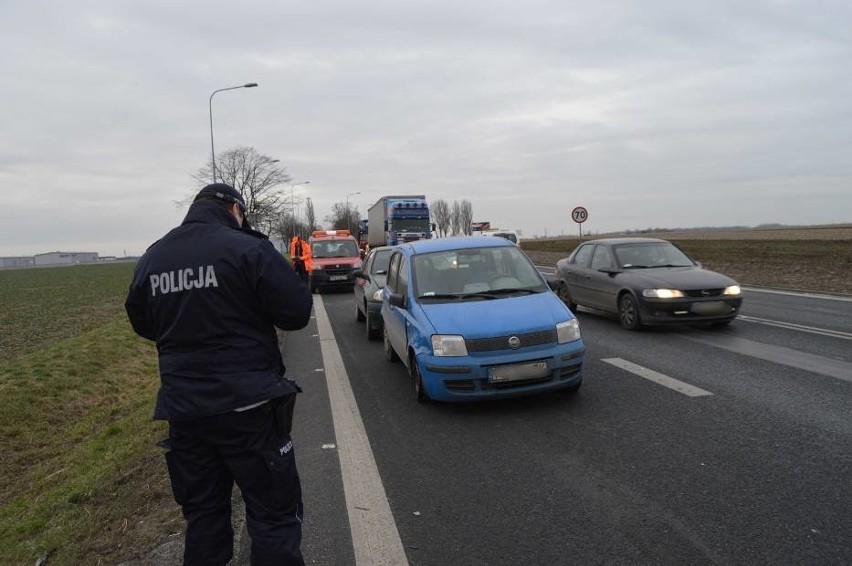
[737,315,852,341]
[602,358,714,397]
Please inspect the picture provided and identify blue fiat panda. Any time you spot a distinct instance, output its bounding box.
[381,236,585,402]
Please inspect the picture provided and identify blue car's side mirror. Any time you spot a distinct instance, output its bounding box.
[389,292,406,308]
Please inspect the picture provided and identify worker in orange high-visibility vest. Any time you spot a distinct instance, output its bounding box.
[289,236,312,286]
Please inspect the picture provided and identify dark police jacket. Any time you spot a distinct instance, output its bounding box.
[125,200,313,421]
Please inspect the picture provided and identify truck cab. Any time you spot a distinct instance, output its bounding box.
[307,230,363,293]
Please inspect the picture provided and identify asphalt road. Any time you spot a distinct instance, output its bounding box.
[245,286,852,565]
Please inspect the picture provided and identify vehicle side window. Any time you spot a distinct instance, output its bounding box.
[372,251,391,274]
[397,256,409,297]
[387,253,401,291]
[590,246,613,270]
[571,244,594,267]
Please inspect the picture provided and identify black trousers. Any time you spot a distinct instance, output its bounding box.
[164,403,304,566]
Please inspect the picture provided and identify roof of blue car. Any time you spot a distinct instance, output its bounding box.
[397,236,514,255]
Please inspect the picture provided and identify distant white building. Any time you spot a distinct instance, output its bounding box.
[0,256,36,268]
[34,252,99,266]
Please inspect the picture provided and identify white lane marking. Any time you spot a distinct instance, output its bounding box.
[737,315,852,341]
[314,296,409,566]
[743,287,852,302]
[602,358,713,397]
[683,334,852,384]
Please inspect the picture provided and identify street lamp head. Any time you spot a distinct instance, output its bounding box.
[244,83,258,88]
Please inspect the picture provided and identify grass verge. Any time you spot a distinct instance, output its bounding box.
[0,264,180,564]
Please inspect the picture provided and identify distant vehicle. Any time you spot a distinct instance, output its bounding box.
[471,222,521,245]
[307,230,362,293]
[381,236,585,402]
[554,237,743,330]
[356,219,369,254]
[483,230,520,245]
[353,246,393,340]
[367,195,432,247]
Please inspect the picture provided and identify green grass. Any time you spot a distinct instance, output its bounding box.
[0,263,178,564]
[0,263,136,362]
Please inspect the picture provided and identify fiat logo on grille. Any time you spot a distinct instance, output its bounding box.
[508,336,521,349]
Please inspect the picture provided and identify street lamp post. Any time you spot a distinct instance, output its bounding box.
[209,82,258,182]
[345,191,361,232]
[289,181,311,237]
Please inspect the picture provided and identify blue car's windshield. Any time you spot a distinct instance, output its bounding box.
[413,246,547,299]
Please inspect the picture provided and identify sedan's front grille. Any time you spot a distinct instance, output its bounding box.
[466,329,556,353]
[682,288,725,298]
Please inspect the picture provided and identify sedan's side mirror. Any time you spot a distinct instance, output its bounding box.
[353,270,369,281]
[389,292,406,308]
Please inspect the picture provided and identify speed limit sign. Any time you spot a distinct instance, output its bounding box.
[571,206,588,224]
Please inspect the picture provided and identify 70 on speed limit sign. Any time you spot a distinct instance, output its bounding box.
[571,206,588,224]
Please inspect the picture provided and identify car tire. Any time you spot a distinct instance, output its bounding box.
[556,281,578,312]
[618,293,642,330]
[383,327,399,362]
[411,356,429,403]
[356,299,365,322]
[365,310,381,340]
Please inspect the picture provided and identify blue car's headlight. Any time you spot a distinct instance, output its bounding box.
[556,319,581,343]
[431,335,468,356]
[642,289,684,299]
[723,285,742,295]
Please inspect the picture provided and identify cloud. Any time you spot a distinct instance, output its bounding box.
[1,0,850,255]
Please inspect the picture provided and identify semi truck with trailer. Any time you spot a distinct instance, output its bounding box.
[367,195,432,247]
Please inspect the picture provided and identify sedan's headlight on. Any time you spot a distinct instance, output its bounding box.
[431,335,468,357]
[643,289,684,299]
[372,289,384,301]
[556,319,581,343]
[723,285,742,296]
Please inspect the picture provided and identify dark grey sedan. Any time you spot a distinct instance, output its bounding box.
[554,238,743,330]
[353,246,393,339]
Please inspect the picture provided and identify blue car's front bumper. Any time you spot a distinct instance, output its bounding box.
[417,341,585,402]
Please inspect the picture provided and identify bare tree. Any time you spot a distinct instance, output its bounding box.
[460,199,473,235]
[324,202,361,232]
[431,199,451,237]
[304,197,316,234]
[190,146,291,230]
[451,200,462,235]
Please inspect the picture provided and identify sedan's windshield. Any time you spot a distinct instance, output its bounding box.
[413,246,547,299]
[613,242,694,269]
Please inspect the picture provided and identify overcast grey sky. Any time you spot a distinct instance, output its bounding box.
[2,0,850,257]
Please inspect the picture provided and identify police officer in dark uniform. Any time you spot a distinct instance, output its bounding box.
[125,183,313,565]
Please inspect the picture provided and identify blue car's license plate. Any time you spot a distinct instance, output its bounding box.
[488,361,549,382]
